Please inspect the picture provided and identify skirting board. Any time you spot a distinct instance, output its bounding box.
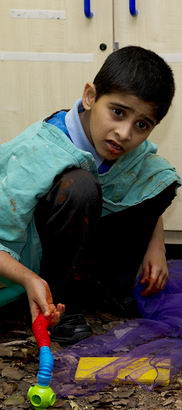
[165,231,182,244]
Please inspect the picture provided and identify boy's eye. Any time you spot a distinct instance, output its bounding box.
[136,120,148,130]
[112,108,124,117]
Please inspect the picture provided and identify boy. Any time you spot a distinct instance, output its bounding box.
[0,46,181,344]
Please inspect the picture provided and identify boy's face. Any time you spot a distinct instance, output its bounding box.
[80,83,157,161]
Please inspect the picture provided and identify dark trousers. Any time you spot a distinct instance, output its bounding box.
[34,168,176,311]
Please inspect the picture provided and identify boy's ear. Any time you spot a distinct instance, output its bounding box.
[82,83,96,110]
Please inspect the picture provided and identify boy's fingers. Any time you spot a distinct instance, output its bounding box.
[31,299,65,325]
[140,272,150,283]
[141,275,158,295]
[140,264,151,283]
[155,275,164,290]
[57,303,65,313]
[53,304,65,325]
[161,277,167,290]
[140,277,149,284]
[38,301,50,317]
[141,273,165,296]
[156,273,168,290]
[141,285,153,296]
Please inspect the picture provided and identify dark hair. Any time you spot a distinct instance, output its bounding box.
[93,46,175,122]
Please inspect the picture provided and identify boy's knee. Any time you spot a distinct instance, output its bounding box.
[54,168,102,212]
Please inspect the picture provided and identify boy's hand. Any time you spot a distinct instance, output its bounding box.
[0,252,64,325]
[140,247,168,296]
[24,274,65,325]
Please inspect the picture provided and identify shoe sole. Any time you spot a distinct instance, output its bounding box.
[52,330,92,346]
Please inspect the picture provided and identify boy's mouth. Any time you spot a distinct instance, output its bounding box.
[106,139,125,155]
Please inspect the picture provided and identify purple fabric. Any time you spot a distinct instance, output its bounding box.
[52,260,182,397]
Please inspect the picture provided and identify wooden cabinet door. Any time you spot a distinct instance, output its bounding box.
[114,0,182,237]
[0,0,113,142]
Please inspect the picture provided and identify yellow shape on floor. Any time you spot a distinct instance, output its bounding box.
[75,356,170,386]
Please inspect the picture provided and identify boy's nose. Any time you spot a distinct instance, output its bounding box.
[115,122,132,142]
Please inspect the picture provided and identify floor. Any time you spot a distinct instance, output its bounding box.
[166,243,182,260]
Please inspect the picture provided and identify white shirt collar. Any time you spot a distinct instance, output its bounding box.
[65,99,103,168]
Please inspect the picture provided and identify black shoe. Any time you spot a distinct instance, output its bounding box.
[51,313,92,346]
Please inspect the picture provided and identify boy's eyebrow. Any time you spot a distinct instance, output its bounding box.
[109,102,156,126]
[144,117,156,126]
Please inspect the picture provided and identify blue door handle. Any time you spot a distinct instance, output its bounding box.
[84,0,93,18]
[129,0,138,16]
